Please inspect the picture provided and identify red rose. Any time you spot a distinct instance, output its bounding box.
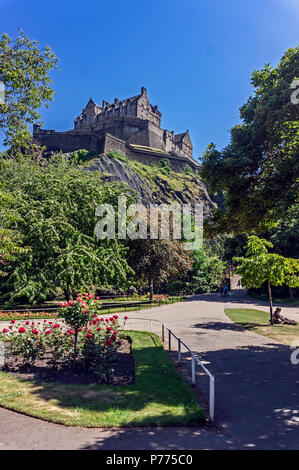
[53,324,60,328]
[18,327,26,333]
[113,315,119,319]
[96,297,100,300]
[86,333,92,339]
[11,320,15,324]
[124,316,128,320]
[2,328,8,333]
[105,340,112,346]
[97,327,102,331]
[9,326,12,329]
[25,321,30,325]
[32,329,39,335]
[45,330,52,335]
[110,335,116,341]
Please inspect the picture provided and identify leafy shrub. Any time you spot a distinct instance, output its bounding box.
[159,158,171,173]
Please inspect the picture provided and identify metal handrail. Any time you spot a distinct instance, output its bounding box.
[122,315,215,423]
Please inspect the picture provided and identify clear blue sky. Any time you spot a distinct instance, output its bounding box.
[1,0,299,159]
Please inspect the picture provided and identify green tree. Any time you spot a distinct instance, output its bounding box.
[234,236,299,323]
[128,238,192,300]
[0,180,27,274]
[0,29,58,148]
[188,246,225,293]
[0,154,135,304]
[201,46,299,235]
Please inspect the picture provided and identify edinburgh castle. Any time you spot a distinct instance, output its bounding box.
[33,87,200,171]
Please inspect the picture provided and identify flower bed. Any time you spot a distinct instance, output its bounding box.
[0,293,129,383]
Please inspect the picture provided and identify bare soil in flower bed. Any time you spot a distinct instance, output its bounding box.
[2,337,135,386]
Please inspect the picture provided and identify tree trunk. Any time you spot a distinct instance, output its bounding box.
[73,328,79,364]
[267,280,273,325]
[149,278,154,302]
[64,289,70,302]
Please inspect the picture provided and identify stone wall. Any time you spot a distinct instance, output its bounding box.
[33,127,104,153]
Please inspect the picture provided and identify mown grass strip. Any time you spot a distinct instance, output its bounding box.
[0,330,204,427]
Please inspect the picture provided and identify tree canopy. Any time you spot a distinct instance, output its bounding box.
[0,154,136,304]
[201,46,299,235]
[234,236,299,322]
[0,29,58,148]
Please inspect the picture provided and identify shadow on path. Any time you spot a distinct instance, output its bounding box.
[177,342,299,450]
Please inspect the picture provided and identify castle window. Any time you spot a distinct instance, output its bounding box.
[127,102,131,112]
[105,108,108,118]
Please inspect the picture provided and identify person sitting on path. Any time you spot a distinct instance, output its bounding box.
[272,307,297,325]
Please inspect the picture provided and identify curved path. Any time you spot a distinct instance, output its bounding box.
[1,291,298,450]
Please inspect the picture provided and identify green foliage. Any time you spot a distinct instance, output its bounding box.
[0,154,136,304]
[0,29,58,148]
[201,46,299,235]
[72,149,93,163]
[159,157,171,174]
[1,312,123,381]
[0,179,28,272]
[183,164,193,174]
[127,238,192,300]
[234,236,299,320]
[234,236,299,289]
[188,246,225,293]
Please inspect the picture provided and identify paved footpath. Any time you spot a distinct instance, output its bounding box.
[0,291,298,450]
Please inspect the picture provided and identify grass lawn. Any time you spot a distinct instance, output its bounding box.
[0,330,204,427]
[225,308,299,346]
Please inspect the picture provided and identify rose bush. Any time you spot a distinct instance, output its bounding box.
[0,293,128,382]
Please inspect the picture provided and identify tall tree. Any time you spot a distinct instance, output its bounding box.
[201,46,299,235]
[0,29,58,148]
[128,238,192,301]
[0,154,135,304]
[234,236,299,323]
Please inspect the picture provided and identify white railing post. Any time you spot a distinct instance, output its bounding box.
[191,353,196,386]
[178,338,181,363]
[168,330,171,351]
[209,375,215,423]
[150,320,152,332]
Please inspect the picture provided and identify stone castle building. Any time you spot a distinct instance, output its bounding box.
[33,87,200,171]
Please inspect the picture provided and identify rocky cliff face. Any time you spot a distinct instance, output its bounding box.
[84,153,216,217]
